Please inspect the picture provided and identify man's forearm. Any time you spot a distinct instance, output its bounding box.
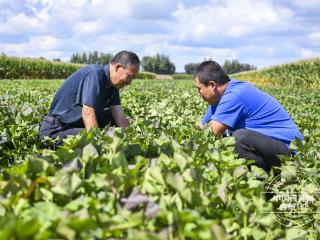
[210,120,228,136]
[82,105,98,130]
[120,117,129,128]
[115,115,129,128]
[111,105,130,128]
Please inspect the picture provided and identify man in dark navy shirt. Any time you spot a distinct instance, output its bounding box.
[39,50,140,146]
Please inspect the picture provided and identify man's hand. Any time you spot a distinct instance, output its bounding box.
[111,105,129,128]
[209,120,229,136]
[196,121,207,130]
[82,105,98,130]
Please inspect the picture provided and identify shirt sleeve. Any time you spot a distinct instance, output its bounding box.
[211,92,245,129]
[110,88,121,106]
[79,70,102,109]
[201,105,216,125]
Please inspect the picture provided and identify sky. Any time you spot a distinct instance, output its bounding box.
[0,0,320,72]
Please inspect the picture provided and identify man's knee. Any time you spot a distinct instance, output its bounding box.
[232,129,252,144]
[232,129,257,157]
[39,121,52,141]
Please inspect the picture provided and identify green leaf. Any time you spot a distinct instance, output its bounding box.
[166,173,192,203]
[149,166,165,185]
[236,192,249,213]
[27,157,49,175]
[173,152,188,171]
[251,229,267,240]
[222,218,240,233]
[233,165,248,178]
[255,214,274,227]
[110,151,128,169]
[290,138,303,151]
[57,224,76,240]
[217,179,227,204]
[22,106,33,116]
[211,224,230,240]
[51,171,82,196]
[82,143,99,163]
[285,227,307,240]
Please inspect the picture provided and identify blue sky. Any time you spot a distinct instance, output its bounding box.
[1,0,320,72]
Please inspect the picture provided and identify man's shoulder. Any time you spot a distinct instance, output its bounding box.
[229,78,252,88]
[83,64,103,73]
[221,79,261,105]
[228,79,258,94]
[80,64,106,83]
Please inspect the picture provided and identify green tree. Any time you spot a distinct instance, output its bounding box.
[223,59,256,74]
[184,63,200,74]
[70,53,80,63]
[92,51,98,64]
[81,52,88,64]
[142,54,175,74]
[70,51,113,65]
[99,52,113,65]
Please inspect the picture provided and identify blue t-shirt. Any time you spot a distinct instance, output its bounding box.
[49,64,120,127]
[201,79,303,147]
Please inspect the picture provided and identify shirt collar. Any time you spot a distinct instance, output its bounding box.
[103,64,111,89]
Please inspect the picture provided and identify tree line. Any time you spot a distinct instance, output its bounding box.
[69,51,256,75]
[185,60,256,75]
[70,51,113,65]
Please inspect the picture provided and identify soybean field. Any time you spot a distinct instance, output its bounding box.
[0,76,320,239]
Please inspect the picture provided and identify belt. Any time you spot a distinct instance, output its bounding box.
[43,115,61,125]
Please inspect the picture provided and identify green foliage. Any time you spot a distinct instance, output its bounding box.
[184,63,200,74]
[0,56,155,80]
[141,54,176,74]
[0,79,319,239]
[136,71,157,80]
[223,59,257,74]
[70,51,113,65]
[0,56,83,79]
[172,73,193,80]
[232,58,320,88]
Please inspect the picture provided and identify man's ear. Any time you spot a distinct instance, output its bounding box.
[208,80,216,88]
[114,63,123,72]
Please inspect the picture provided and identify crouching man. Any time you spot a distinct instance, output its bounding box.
[39,50,140,146]
[194,60,303,172]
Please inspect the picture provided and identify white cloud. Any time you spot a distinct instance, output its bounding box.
[75,20,102,35]
[173,0,294,42]
[0,0,319,72]
[2,35,61,53]
[0,12,46,35]
[301,48,320,59]
[309,32,320,46]
[291,0,320,9]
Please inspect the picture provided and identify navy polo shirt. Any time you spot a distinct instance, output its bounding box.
[49,64,120,127]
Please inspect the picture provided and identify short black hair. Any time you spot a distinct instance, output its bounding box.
[194,60,230,85]
[110,50,140,68]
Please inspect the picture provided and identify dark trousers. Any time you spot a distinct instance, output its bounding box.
[232,129,291,172]
[39,113,115,147]
[39,116,84,146]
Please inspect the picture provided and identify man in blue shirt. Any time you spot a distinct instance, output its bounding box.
[194,61,303,172]
[39,50,140,146]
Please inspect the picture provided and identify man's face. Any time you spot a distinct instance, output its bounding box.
[194,77,220,105]
[113,64,139,89]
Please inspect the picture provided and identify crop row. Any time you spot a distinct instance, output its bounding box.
[0,80,319,239]
[0,56,157,80]
[232,58,320,88]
